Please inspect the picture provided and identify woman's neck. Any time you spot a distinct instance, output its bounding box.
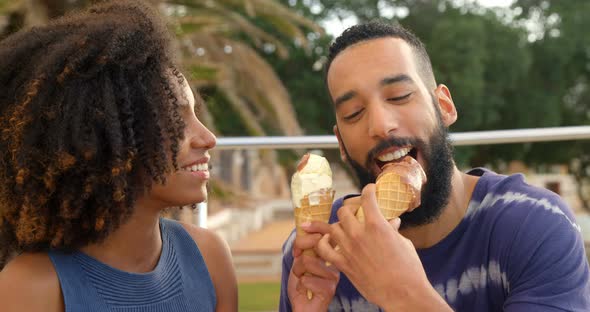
[80,198,163,273]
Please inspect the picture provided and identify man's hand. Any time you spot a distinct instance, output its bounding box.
[315,184,450,311]
[288,223,339,312]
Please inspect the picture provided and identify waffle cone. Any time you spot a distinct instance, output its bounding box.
[294,190,333,299]
[294,190,334,258]
[356,171,415,222]
[376,171,414,219]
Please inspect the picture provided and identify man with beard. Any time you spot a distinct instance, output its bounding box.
[279,22,590,312]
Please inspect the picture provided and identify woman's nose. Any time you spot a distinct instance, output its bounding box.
[190,121,217,150]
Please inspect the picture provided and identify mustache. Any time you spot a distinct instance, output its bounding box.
[365,136,427,169]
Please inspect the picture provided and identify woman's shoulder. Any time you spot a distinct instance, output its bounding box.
[177,221,238,311]
[0,252,63,311]
[176,221,231,264]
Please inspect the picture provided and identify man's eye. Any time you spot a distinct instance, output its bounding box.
[343,108,364,121]
[387,93,412,102]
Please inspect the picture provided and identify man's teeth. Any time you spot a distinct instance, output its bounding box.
[182,163,208,172]
[377,147,411,162]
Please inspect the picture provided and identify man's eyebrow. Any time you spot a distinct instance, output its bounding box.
[334,91,356,109]
[380,74,414,87]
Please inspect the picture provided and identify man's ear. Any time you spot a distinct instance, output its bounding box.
[435,84,457,127]
[333,125,347,163]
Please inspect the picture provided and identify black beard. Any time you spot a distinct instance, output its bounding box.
[342,119,455,229]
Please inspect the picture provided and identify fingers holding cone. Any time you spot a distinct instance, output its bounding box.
[358,183,387,224]
[294,191,334,299]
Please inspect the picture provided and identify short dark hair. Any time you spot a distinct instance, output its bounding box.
[325,21,436,90]
[0,0,187,267]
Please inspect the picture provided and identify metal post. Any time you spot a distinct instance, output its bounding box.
[198,202,208,228]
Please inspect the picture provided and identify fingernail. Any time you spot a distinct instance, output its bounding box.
[301,222,311,228]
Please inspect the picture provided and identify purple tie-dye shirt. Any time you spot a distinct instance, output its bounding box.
[279,168,590,311]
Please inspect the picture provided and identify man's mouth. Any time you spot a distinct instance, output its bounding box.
[374,146,419,171]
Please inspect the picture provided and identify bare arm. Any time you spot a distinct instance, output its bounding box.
[181,223,238,312]
[0,253,64,312]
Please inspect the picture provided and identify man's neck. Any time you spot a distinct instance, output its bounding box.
[80,198,164,273]
[400,167,479,249]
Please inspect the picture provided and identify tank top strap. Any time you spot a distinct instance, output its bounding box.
[160,218,216,306]
[48,250,109,312]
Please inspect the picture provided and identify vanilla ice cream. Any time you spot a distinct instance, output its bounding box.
[291,153,333,207]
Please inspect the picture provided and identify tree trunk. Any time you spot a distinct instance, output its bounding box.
[571,156,590,213]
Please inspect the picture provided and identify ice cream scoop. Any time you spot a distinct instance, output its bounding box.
[291,153,333,208]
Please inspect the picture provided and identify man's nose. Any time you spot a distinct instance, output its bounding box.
[367,100,399,139]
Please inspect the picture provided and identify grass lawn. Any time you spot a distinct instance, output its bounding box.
[238,281,281,311]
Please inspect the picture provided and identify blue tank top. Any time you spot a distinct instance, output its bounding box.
[48,218,216,311]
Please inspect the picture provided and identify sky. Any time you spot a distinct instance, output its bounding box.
[478,0,515,6]
[323,0,516,36]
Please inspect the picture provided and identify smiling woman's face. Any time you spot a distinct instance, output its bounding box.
[147,74,216,208]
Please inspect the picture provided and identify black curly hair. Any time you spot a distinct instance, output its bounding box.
[0,0,188,268]
[325,21,437,91]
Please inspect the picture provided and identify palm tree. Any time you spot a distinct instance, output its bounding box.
[167,0,322,136]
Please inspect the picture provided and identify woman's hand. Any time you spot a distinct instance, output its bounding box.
[288,222,339,312]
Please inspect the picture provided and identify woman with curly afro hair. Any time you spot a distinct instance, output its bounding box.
[0,1,237,311]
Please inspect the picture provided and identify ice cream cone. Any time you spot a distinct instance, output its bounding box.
[294,189,334,299]
[291,153,334,300]
[377,171,415,219]
[356,157,425,223]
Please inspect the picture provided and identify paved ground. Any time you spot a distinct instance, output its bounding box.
[231,220,294,253]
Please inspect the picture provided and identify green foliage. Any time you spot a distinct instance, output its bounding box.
[271,35,335,135]
[202,87,250,136]
[254,4,335,135]
[428,14,488,131]
[188,65,218,82]
[399,5,535,166]
[511,1,590,176]
[0,1,11,11]
[273,0,590,209]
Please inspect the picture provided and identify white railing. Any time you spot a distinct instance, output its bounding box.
[215,126,590,150]
[199,126,590,227]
